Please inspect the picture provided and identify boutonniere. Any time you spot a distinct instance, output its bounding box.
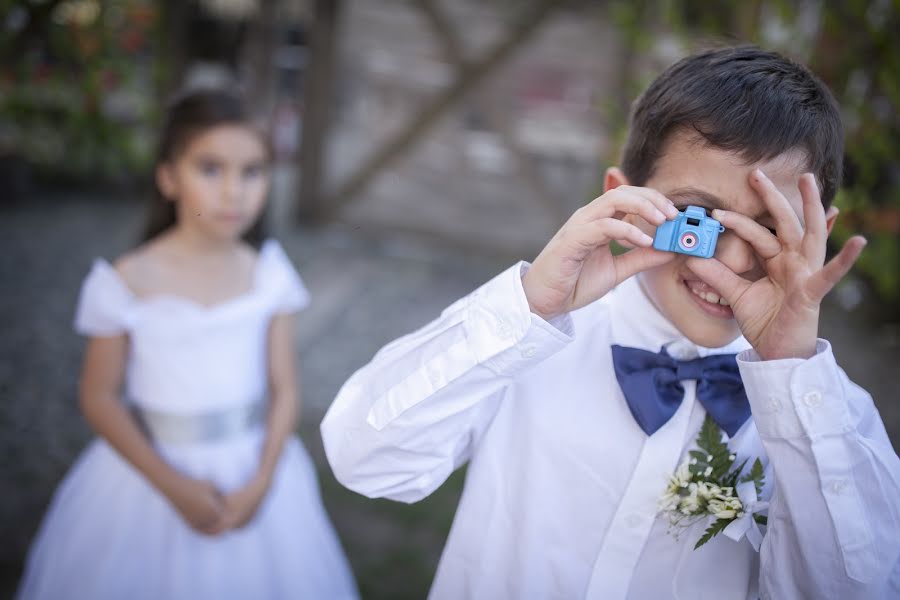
[659,415,768,550]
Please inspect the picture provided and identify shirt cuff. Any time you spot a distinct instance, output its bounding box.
[737,339,853,439]
[464,261,574,376]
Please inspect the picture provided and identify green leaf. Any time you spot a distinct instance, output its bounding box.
[689,450,708,462]
[696,415,728,457]
[740,458,766,495]
[694,415,733,481]
[754,514,768,526]
[722,458,749,488]
[694,518,731,550]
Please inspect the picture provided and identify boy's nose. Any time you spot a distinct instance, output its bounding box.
[713,230,762,278]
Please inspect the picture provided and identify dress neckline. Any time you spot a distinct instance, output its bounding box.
[94,239,274,313]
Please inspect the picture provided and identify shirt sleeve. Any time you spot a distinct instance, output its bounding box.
[261,240,311,315]
[320,262,574,503]
[738,340,900,599]
[73,261,134,336]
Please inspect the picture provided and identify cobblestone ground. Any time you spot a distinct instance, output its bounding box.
[2,194,897,598]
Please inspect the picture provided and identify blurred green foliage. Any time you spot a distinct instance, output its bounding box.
[0,0,158,181]
[606,0,899,311]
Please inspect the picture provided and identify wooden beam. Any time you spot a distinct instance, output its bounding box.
[325,0,562,216]
[415,0,467,67]
[415,0,565,224]
[242,0,279,121]
[297,0,342,221]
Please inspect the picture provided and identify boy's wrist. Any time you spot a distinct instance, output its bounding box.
[521,270,555,321]
[740,338,826,364]
[753,324,819,361]
[756,342,817,361]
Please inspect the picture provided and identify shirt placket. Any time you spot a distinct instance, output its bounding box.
[584,381,698,599]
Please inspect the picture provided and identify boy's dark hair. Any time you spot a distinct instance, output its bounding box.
[621,45,843,207]
[142,88,270,245]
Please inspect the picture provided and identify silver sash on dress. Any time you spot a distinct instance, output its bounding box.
[131,402,266,444]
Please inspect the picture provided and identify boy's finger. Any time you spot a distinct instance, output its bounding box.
[711,209,781,260]
[612,247,676,284]
[580,188,670,226]
[799,173,827,267]
[684,256,751,306]
[805,236,866,302]
[571,218,653,251]
[750,169,803,247]
[615,185,679,219]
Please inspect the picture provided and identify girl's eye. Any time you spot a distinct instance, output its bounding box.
[198,162,220,176]
[243,164,264,179]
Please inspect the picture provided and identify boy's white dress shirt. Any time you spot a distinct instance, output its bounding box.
[321,263,900,599]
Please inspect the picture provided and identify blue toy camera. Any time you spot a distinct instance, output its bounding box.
[652,205,724,258]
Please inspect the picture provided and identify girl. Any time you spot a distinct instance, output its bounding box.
[18,89,358,599]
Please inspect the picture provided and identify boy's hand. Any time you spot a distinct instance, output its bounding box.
[688,170,866,361]
[522,187,678,320]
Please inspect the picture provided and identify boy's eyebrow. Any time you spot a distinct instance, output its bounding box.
[664,187,728,210]
[666,186,778,227]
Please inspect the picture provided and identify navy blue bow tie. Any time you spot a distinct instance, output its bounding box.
[611,345,750,437]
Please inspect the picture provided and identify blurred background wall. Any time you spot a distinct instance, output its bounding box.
[1,1,898,598]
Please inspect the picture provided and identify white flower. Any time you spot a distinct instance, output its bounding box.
[660,459,695,515]
[716,486,735,499]
[672,459,692,485]
[695,482,717,500]
[659,490,680,512]
[663,458,692,494]
[679,484,702,515]
[708,496,744,520]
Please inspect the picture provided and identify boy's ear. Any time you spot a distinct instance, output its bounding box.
[824,205,839,236]
[604,167,629,193]
[156,164,176,201]
[604,167,642,232]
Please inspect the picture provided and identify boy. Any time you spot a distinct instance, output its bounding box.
[321,46,900,598]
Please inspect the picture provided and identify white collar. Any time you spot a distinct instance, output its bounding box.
[604,276,751,361]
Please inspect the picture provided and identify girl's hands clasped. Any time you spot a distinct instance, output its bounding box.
[522,186,679,320]
[163,475,229,536]
[221,474,270,530]
[164,472,272,535]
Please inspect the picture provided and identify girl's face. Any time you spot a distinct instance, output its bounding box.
[157,124,270,242]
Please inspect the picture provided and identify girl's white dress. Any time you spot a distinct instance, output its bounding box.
[18,240,358,600]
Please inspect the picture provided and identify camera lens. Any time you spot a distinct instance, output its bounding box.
[679,231,698,250]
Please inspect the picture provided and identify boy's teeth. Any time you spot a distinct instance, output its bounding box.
[688,283,730,307]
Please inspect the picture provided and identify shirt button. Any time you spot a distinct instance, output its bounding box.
[625,514,642,528]
[828,479,848,495]
[802,390,823,407]
[765,396,782,413]
[495,321,513,339]
[426,367,442,388]
[520,343,538,359]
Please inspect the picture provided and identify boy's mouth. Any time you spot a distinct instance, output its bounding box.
[683,279,734,318]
